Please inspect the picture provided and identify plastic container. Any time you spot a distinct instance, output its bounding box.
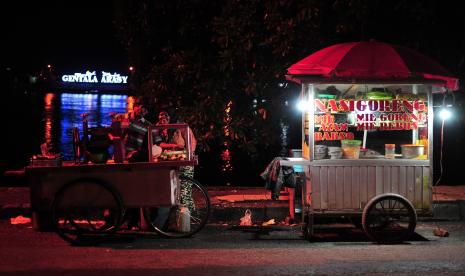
[366,91,393,100]
[341,140,362,159]
[367,88,393,100]
[416,139,428,157]
[385,144,395,159]
[317,93,337,99]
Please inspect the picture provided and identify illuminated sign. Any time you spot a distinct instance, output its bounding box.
[314,99,426,113]
[314,114,355,141]
[314,99,428,141]
[61,71,128,84]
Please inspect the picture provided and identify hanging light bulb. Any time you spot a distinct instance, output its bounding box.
[296,100,310,112]
[439,90,455,120]
[439,108,451,120]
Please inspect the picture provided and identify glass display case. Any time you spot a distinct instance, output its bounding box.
[301,84,432,161]
[147,123,196,162]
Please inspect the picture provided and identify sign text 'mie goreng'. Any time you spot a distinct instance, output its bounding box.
[61,71,128,84]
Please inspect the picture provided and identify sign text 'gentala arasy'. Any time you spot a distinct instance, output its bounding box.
[61,71,128,84]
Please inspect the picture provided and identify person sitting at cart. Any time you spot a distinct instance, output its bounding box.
[156,110,196,153]
[125,103,153,162]
[150,110,197,229]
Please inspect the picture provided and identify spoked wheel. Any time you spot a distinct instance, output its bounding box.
[143,177,210,238]
[362,193,417,244]
[52,179,123,245]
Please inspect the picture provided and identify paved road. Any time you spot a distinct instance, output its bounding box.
[1,220,465,275]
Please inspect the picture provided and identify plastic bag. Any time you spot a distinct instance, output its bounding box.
[262,219,276,226]
[240,209,253,226]
[172,130,185,148]
[433,227,449,237]
[10,215,31,225]
[152,144,162,158]
[176,206,191,233]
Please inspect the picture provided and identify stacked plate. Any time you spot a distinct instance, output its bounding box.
[315,145,328,160]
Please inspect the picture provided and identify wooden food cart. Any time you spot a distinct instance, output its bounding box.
[282,41,459,243]
[26,124,210,245]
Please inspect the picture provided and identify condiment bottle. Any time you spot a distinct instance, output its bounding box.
[385,144,395,159]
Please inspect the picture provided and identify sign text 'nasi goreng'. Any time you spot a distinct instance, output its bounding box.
[314,99,427,141]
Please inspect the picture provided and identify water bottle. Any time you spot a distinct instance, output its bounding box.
[177,206,191,233]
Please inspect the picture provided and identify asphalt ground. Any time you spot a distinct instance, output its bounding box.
[1,220,465,275]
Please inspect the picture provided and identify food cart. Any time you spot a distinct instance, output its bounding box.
[281,41,459,243]
[26,123,210,245]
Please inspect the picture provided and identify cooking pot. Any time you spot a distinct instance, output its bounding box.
[401,145,424,159]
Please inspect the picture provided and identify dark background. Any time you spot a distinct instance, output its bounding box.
[2,1,465,186]
[2,1,126,73]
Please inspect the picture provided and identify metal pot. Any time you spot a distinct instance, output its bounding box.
[400,145,424,159]
[327,147,342,159]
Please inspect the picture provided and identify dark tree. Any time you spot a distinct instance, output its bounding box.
[113,0,464,159]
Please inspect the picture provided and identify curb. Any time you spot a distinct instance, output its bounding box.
[432,200,465,221]
[0,204,31,219]
[1,187,465,222]
[2,201,465,224]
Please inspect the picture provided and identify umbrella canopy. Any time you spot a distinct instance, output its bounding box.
[287,40,459,90]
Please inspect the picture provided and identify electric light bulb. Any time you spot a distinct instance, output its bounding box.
[439,108,451,120]
[297,100,310,112]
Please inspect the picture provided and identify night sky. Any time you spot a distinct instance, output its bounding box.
[2,1,126,73]
[3,1,464,76]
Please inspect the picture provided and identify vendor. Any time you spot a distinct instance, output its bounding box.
[156,110,196,153]
[125,103,153,162]
[156,110,197,211]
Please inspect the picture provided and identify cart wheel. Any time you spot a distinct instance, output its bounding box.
[303,225,313,241]
[302,209,314,242]
[362,193,417,244]
[52,179,123,245]
[143,177,210,238]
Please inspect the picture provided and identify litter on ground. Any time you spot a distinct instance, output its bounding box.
[10,215,31,225]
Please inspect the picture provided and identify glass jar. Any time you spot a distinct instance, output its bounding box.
[341,140,362,159]
[385,144,395,159]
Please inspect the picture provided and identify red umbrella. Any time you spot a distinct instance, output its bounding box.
[287,40,459,90]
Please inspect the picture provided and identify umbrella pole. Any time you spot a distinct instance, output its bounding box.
[362,129,367,149]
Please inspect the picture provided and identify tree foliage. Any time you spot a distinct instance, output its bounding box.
[113,0,464,157]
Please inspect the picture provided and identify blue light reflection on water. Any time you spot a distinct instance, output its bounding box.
[58,93,128,160]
